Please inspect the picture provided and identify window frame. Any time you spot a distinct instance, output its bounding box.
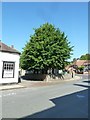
[2,61,15,78]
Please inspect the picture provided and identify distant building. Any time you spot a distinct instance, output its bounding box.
[0,41,20,84]
[66,60,90,73]
[72,60,90,67]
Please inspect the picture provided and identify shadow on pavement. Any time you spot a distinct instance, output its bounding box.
[21,74,46,81]
[74,79,90,88]
[83,81,90,83]
[18,89,88,119]
[74,84,89,88]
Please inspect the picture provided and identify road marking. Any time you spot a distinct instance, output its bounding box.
[76,95,85,98]
[3,92,16,97]
[11,92,16,95]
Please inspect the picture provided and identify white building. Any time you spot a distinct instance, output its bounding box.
[0,41,20,84]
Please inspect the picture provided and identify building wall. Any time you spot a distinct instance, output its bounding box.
[0,52,20,84]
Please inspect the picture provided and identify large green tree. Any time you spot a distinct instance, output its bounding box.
[20,23,73,73]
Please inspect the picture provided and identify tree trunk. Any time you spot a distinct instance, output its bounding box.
[52,68,54,74]
[34,69,35,74]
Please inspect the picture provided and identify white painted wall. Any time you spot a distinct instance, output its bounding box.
[0,51,20,84]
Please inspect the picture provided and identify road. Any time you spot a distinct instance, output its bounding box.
[1,75,89,119]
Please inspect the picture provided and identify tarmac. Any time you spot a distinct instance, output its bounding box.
[0,76,82,91]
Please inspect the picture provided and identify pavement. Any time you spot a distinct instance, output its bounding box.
[0,75,82,91]
[0,84,25,91]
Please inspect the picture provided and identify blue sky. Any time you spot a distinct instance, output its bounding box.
[1,2,88,61]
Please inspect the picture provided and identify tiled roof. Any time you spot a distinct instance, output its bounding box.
[72,60,90,67]
[0,41,20,54]
[73,60,90,66]
[65,60,90,70]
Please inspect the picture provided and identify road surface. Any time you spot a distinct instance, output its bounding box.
[1,75,89,119]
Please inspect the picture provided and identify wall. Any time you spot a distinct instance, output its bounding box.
[0,51,20,84]
[21,73,73,81]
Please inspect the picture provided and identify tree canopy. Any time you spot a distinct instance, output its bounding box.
[80,54,90,60]
[20,23,73,72]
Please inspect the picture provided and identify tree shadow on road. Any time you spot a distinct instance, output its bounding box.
[18,89,88,119]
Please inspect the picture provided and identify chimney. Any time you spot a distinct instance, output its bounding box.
[11,45,14,48]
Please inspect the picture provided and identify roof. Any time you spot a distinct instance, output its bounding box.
[0,41,20,54]
[73,60,90,67]
[65,60,90,70]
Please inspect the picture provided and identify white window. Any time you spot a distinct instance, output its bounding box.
[2,61,15,78]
